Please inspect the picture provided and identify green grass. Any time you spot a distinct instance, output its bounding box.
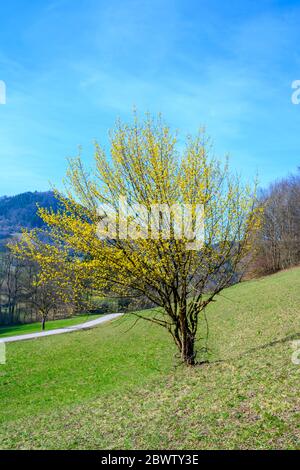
[0,313,101,338]
[1,267,300,449]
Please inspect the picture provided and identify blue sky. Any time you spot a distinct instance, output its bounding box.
[0,0,300,195]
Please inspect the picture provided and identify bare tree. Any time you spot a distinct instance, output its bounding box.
[254,169,300,274]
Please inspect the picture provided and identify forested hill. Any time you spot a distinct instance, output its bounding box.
[0,191,59,246]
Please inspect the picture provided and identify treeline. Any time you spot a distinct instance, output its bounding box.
[252,168,300,275]
[0,252,76,327]
[0,250,154,327]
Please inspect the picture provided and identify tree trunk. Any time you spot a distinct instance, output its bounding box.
[181,333,196,365]
[41,317,46,331]
[179,303,196,366]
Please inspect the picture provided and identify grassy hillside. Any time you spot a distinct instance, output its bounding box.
[0,268,300,449]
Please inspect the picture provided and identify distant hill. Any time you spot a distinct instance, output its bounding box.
[0,191,59,249]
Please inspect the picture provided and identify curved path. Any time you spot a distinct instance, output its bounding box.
[0,313,123,344]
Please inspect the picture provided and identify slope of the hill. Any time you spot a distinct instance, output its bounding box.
[0,267,300,449]
[0,191,58,249]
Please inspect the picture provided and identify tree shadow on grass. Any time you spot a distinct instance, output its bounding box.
[197,332,300,366]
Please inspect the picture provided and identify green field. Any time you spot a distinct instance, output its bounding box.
[0,313,101,338]
[0,267,300,449]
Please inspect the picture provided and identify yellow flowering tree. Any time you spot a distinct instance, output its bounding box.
[10,113,260,364]
[9,240,86,330]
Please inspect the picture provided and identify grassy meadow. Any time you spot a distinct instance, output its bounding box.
[0,267,300,449]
